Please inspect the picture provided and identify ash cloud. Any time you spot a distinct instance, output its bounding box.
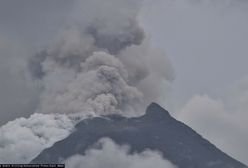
[29,0,174,117]
[0,0,174,163]
[65,138,176,168]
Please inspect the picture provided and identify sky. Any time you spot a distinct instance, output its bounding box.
[140,0,248,164]
[140,0,248,109]
[0,0,247,165]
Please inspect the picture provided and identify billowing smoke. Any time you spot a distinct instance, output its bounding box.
[0,113,74,163]
[65,138,176,168]
[0,0,174,164]
[28,0,174,117]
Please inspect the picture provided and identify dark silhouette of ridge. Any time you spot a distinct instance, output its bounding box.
[31,103,247,168]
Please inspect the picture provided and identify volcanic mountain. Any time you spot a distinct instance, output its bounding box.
[31,103,247,168]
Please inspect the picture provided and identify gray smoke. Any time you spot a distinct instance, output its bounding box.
[0,0,174,164]
[29,0,174,117]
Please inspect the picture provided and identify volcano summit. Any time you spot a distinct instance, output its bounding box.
[32,103,247,168]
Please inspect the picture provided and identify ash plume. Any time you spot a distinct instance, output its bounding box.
[0,0,174,163]
[29,0,174,117]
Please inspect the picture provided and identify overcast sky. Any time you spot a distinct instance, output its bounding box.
[141,0,248,108]
[140,0,248,164]
[0,0,247,165]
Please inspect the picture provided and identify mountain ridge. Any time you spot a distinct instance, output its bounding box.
[31,103,247,168]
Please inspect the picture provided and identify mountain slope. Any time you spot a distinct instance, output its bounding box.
[32,103,247,168]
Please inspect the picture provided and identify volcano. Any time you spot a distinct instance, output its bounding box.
[31,103,247,168]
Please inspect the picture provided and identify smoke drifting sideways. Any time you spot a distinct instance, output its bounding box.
[29,0,174,117]
[65,138,176,168]
[0,113,74,163]
[0,0,174,164]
